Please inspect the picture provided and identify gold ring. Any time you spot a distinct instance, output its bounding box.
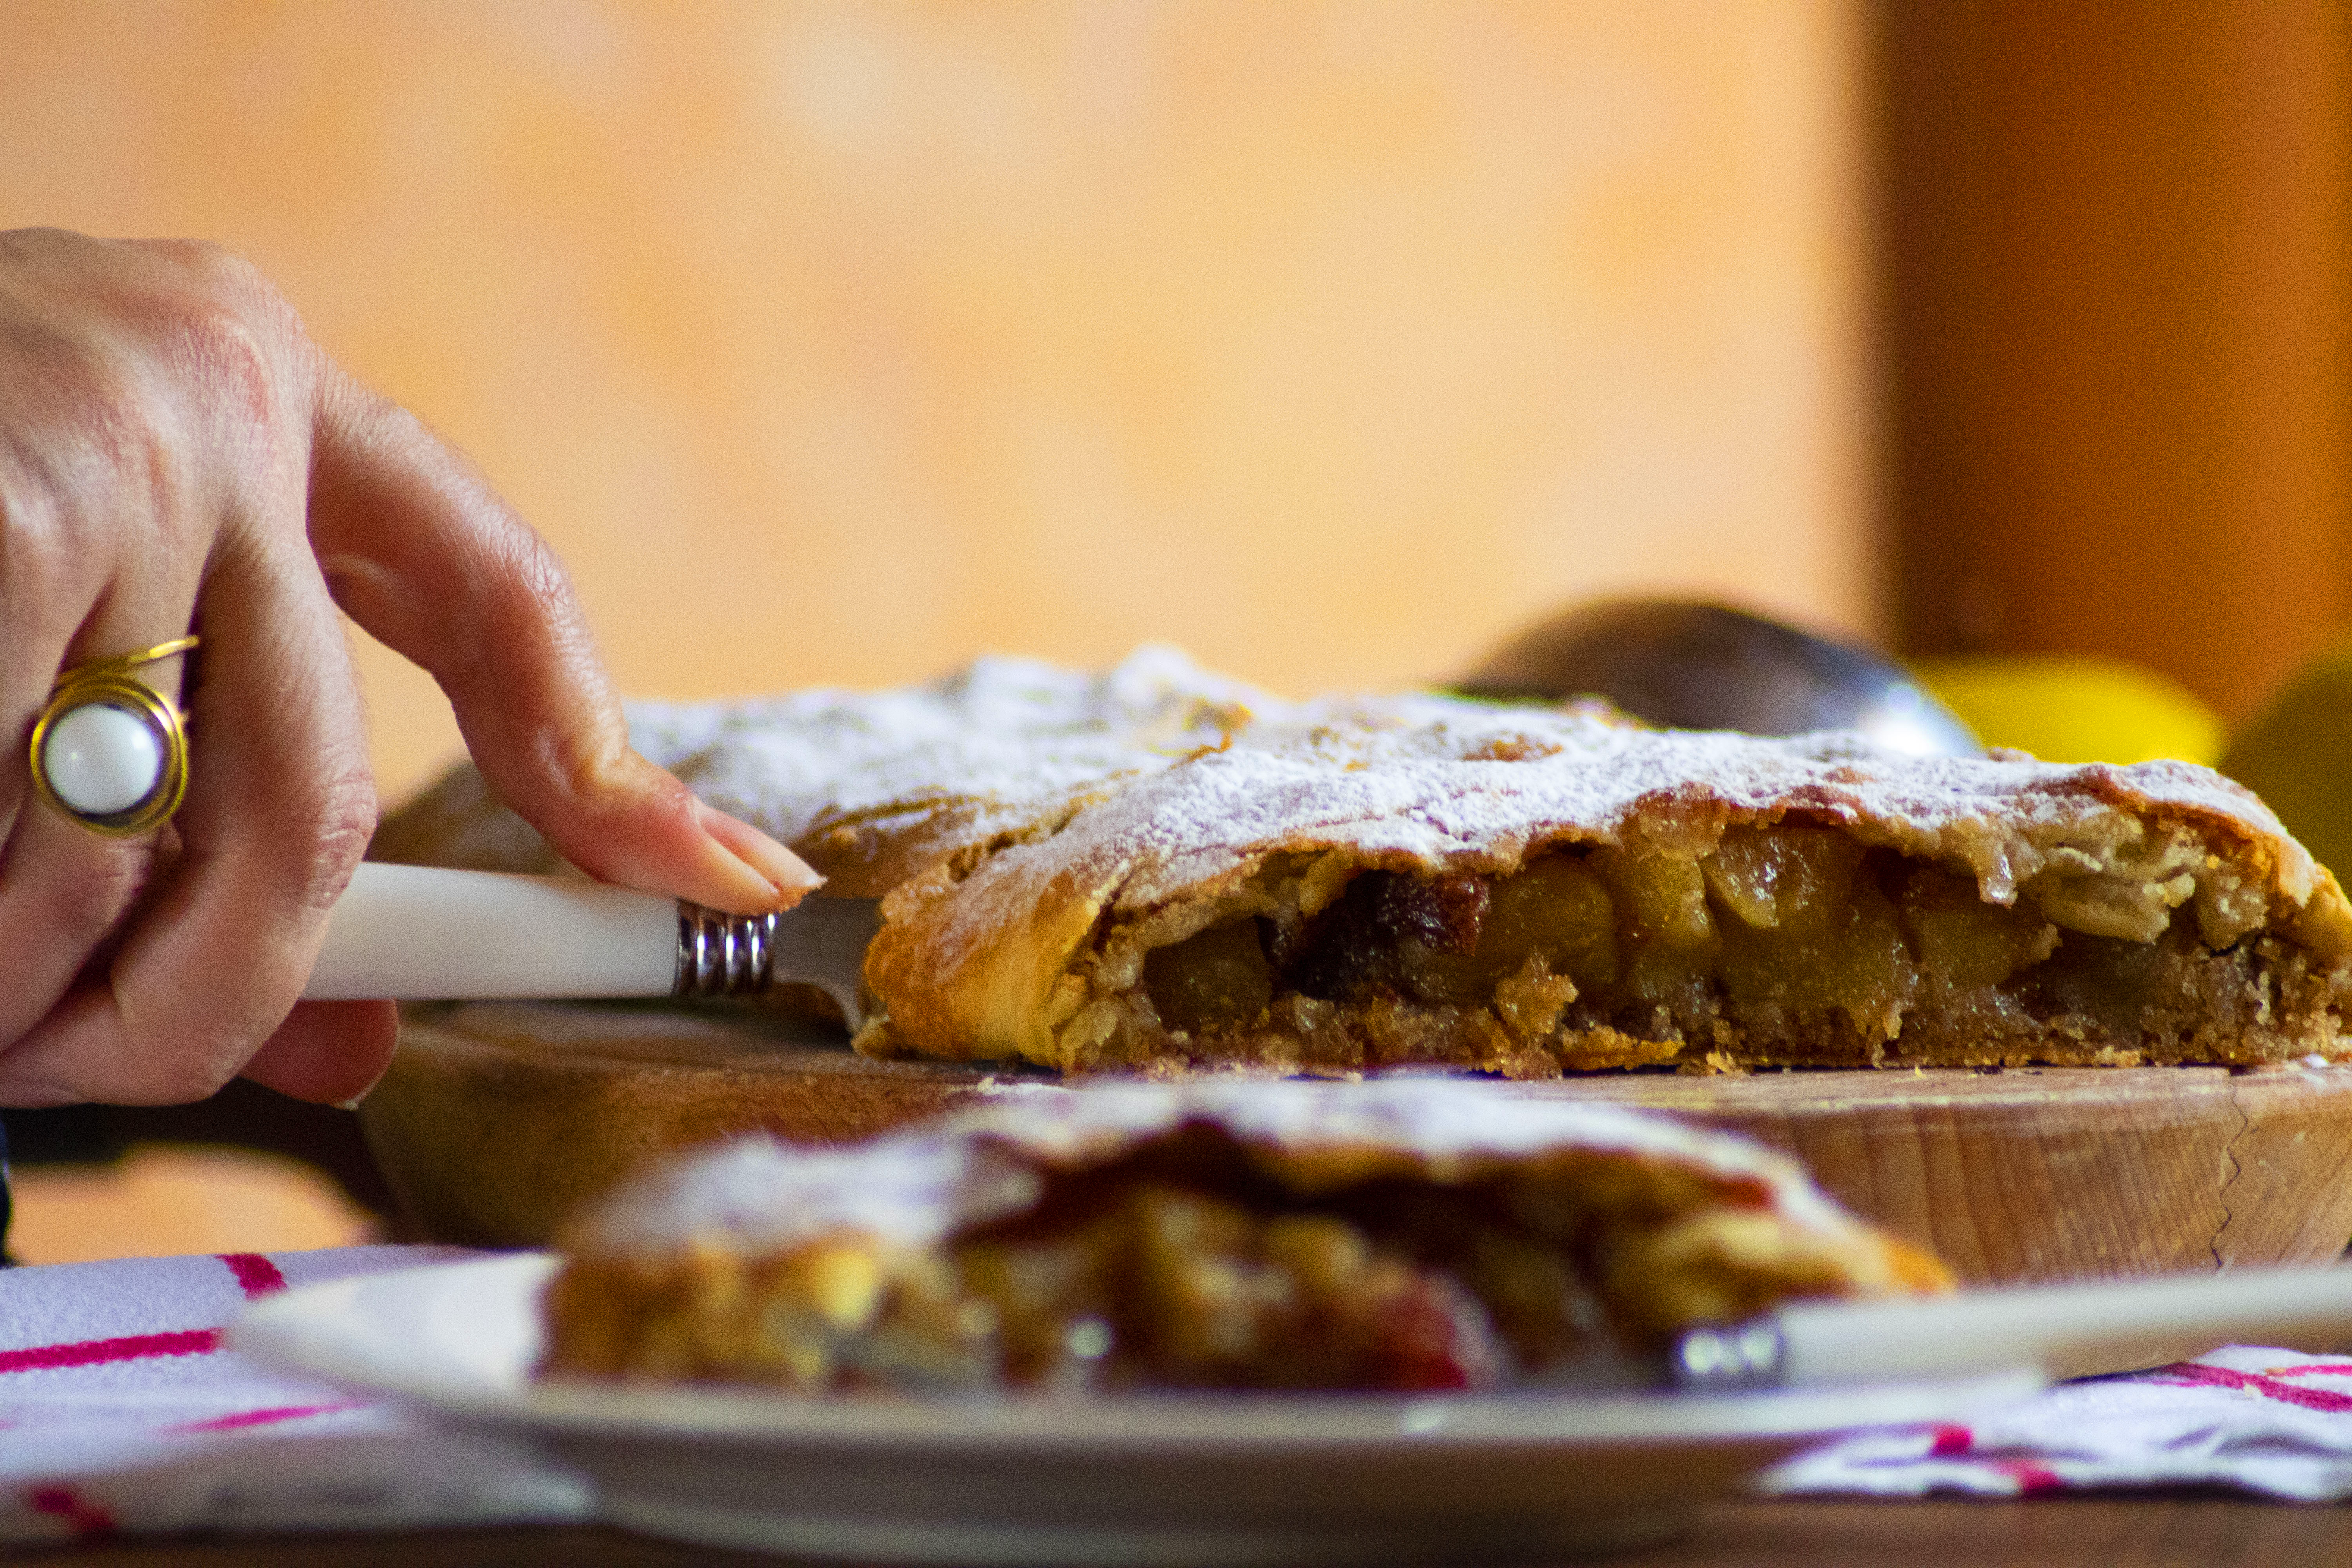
[28,636,199,838]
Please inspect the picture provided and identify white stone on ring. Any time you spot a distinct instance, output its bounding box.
[40,701,167,817]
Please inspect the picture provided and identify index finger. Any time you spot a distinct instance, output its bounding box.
[305,366,818,915]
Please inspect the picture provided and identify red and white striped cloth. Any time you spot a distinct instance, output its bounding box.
[8,1246,2352,1539]
[1767,1345,2352,1500]
[0,1246,588,1544]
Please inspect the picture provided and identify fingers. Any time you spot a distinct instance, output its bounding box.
[241,1000,400,1106]
[0,236,217,1058]
[0,584,205,1053]
[0,663,178,1052]
[307,367,818,915]
[0,229,808,1112]
[0,230,399,1107]
[0,517,377,1105]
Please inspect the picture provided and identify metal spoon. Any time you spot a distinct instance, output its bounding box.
[1455,599,1979,757]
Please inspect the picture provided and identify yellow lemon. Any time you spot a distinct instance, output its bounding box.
[1909,655,2225,767]
[2221,640,2352,880]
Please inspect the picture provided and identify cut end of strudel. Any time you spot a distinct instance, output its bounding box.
[540,1078,1951,1393]
[376,647,2352,1076]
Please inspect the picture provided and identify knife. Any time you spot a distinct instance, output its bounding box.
[301,862,879,1029]
[1667,1261,2352,1391]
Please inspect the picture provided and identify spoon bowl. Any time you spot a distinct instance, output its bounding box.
[1456,599,1978,757]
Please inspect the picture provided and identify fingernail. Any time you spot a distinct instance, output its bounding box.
[695,802,824,910]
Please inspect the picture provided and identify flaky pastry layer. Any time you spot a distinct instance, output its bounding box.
[377,648,2352,1075]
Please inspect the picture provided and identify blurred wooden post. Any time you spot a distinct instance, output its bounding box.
[1873,0,2351,720]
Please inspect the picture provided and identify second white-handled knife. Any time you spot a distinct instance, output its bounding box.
[1668,1261,2352,1390]
[301,862,879,1029]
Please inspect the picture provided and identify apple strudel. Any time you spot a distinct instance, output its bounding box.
[376,648,2352,1076]
[539,1079,1951,1393]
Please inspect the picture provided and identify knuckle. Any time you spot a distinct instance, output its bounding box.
[138,238,289,325]
[279,765,380,915]
[128,235,228,279]
[539,703,629,806]
[0,226,99,272]
[7,227,164,270]
[0,450,70,607]
[477,514,581,624]
[500,531,579,629]
[40,241,312,477]
[0,310,201,558]
[180,243,310,373]
[175,293,299,437]
[172,238,261,292]
[141,1047,242,1107]
[46,848,153,955]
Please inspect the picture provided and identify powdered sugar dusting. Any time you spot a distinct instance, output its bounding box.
[621,646,2313,920]
[628,648,1264,856]
[568,1078,1863,1256]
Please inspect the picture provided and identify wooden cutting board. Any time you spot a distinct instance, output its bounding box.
[359,1001,2352,1286]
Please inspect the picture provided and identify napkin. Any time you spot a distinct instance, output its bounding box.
[0,1245,590,1543]
[1766,1345,2352,1501]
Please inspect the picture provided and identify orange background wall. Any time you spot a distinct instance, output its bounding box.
[0,1,1873,803]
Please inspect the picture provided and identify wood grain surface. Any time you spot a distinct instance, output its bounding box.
[361,1002,2352,1286]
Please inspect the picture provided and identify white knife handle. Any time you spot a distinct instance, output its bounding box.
[303,862,678,1000]
[1770,1263,2352,1387]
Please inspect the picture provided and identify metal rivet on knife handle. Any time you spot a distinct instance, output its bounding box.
[673,903,779,998]
[1668,1317,1786,1392]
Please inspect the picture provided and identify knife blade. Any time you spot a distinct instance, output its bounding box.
[301,862,879,1029]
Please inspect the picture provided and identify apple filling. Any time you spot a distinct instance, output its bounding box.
[1118,823,2311,1071]
[540,1124,1908,1392]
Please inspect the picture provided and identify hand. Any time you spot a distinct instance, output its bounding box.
[0,228,820,1109]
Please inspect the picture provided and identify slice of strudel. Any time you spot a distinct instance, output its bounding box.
[376,648,2352,1075]
[540,1078,1951,1393]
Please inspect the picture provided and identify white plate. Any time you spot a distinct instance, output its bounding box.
[232,1254,2039,1565]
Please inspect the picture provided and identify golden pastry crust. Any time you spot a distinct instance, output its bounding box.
[376,648,2352,1074]
[541,1078,1951,1392]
